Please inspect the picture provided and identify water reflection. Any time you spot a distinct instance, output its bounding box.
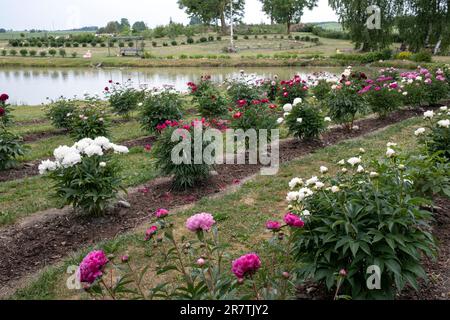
[0,66,343,105]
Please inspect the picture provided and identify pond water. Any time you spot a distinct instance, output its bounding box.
[0,66,344,105]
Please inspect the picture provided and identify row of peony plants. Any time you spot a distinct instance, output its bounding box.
[72,109,449,300]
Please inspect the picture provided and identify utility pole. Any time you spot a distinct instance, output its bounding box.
[230,0,235,52]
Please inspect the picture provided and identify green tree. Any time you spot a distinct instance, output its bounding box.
[259,0,318,34]
[178,0,245,35]
[132,21,147,32]
[329,0,403,51]
[104,21,120,34]
[119,18,131,32]
[397,0,450,53]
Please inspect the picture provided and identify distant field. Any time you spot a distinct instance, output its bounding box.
[315,21,343,31]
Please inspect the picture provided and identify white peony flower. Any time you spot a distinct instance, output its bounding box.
[99,162,107,167]
[298,187,314,200]
[93,137,112,150]
[387,142,397,147]
[424,111,434,119]
[440,106,448,111]
[403,92,408,96]
[283,104,293,112]
[138,102,143,107]
[293,98,303,106]
[370,172,379,178]
[112,144,129,154]
[359,148,366,153]
[306,176,319,186]
[277,118,284,124]
[320,166,328,174]
[357,165,365,173]
[54,146,78,161]
[338,159,345,166]
[347,157,362,166]
[386,148,396,158]
[437,119,450,128]
[331,186,340,193]
[297,118,303,123]
[84,144,104,157]
[324,117,332,122]
[414,128,426,136]
[38,160,58,175]
[315,181,325,190]
[286,191,299,202]
[301,210,311,217]
[289,177,303,190]
[74,138,94,153]
[61,152,82,168]
[341,168,348,173]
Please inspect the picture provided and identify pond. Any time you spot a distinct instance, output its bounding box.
[0,66,345,105]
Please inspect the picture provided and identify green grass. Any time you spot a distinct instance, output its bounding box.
[9,116,425,300]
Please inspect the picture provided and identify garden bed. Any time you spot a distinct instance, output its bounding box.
[0,107,432,295]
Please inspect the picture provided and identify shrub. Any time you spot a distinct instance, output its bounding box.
[187,37,194,44]
[284,99,326,140]
[208,36,214,41]
[48,49,57,57]
[73,42,80,47]
[199,37,207,43]
[59,49,66,57]
[71,105,110,140]
[1,50,6,56]
[229,98,279,135]
[0,93,13,126]
[411,50,432,63]
[312,79,332,101]
[424,76,449,105]
[106,80,144,117]
[29,50,37,57]
[38,137,128,216]
[119,42,125,48]
[226,79,265,103]
[278,75,309,105]
[327,68,367,129]
[162,42,168,47]
[171,40,177,46]
[9,49,17,56]
[419,109,450,160]
[71,52,78,58]
[233,35,238,40]
[0,129,27,170]
[395,51,413,60]
[19,49,28,57]
[152,120,213,189]
[187,78,228,119]
[289,149,437,299]
[140,89,184,134]
[46,97,77,130]
[39,51,47,57]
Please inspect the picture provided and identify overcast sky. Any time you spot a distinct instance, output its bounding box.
[0,0,338,30]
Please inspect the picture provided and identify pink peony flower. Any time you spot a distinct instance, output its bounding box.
[284,213,305,228]
[266,220,282,231]
[231,253,262,279]
[155,208,169,218]
[186,213,216,232]
[339,269,347,277]
[145,226,158,240]
[233,112,242,119]
[78,250,109,284]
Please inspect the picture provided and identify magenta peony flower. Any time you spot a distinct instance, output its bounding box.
[186,213,216,232]
[266,220,282,231]
[0,107,5,117]
[231,253,262,279]
[284,213,305,228]
[155,208,169,218]
[145,226,158,240]
[78,250,109,284]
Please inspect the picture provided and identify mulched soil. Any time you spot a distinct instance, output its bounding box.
[0,107,441,296]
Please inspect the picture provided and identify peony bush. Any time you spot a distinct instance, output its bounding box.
[105,80,145,118]
[45,97,77,130]
[188,77,228,119]
[284,98,327,140]
[39,137,128,215]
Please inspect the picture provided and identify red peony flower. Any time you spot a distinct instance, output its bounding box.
[233,112,243,119]
[269,104,277,109]
[0,93,9,102]
[0,107,5,117]
[104,87,109,91]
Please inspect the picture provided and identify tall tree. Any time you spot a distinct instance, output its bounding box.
[132,21,148,32]
[178,0,245,35]
[104,21,120,34]
[397,0,450,53]
[329,0,403,51]
[260,0,318,34]
[119,18,131,32]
